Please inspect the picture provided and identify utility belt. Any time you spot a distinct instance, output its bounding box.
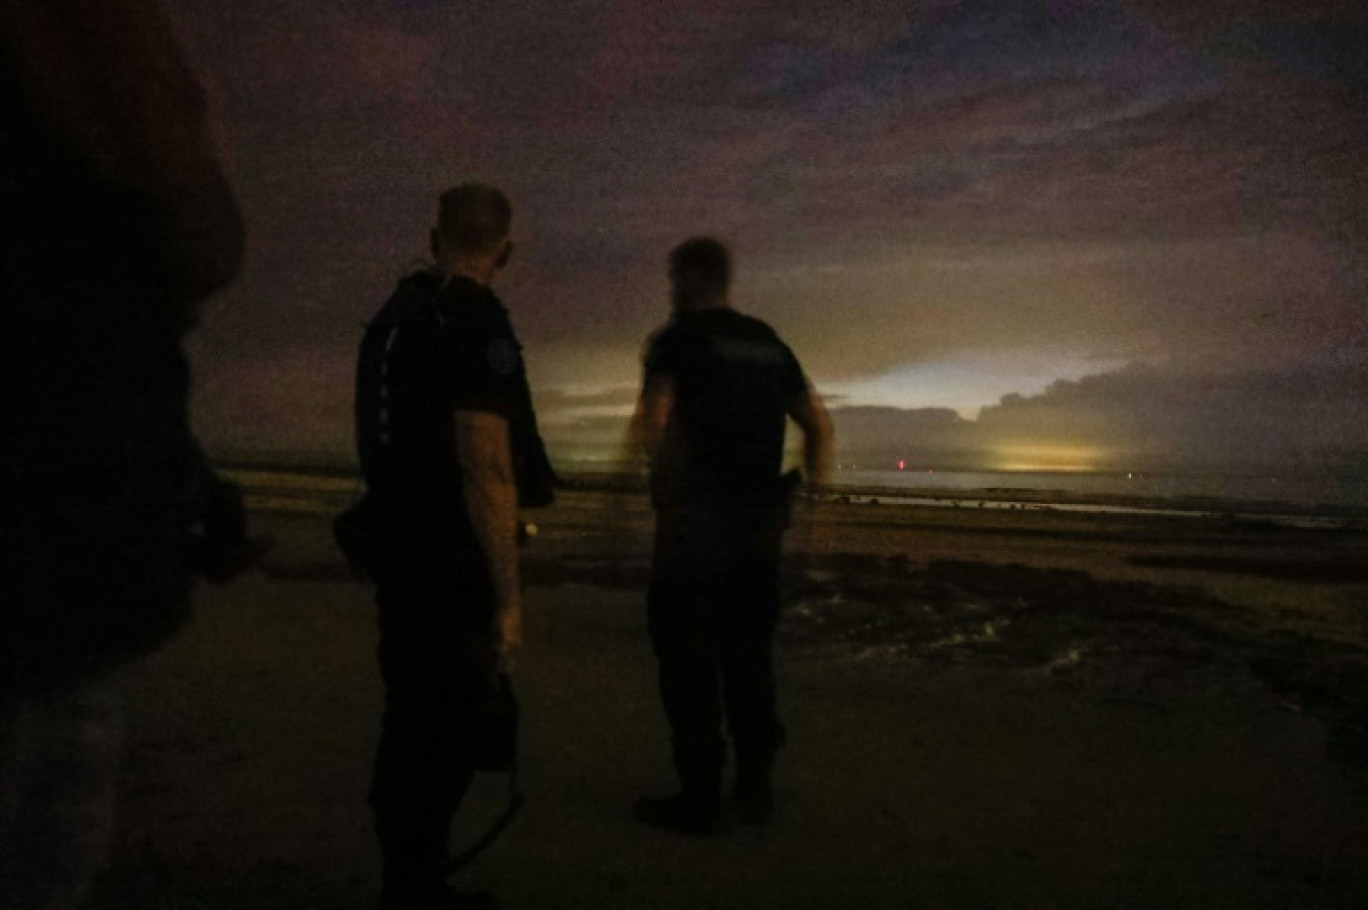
[653,468,803,523]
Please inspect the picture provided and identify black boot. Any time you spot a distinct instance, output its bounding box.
[634,762,725,837]
[733,773,773,825]
[734,749,775,826]
[374,804,459,910]
[377,882,497,910]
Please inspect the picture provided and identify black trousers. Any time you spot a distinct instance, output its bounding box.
[647,505,785,797]
[369,562,496,900]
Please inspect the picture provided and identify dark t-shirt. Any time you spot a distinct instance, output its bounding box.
[643,308,808,511]
[355,271,528,573]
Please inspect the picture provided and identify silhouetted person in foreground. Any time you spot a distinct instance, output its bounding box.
[0,1,258,906]
[632,237,832,835]
[352,183,553,910]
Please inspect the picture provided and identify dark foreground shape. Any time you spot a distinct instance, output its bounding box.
[378,884,496,910]
[734,780,775,826]
[634,793,727,837]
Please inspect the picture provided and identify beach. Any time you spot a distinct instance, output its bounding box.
[89,478,1368,908]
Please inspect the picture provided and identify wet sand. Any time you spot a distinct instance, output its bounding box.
[91,484,1368,908]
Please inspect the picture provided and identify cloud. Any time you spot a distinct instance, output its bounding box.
[190,344,353,460]
[750,228,1367,393]
[1121,0,1368,42]
[187,339,1368,481]
[827,407,982,465]
[175,0,1368,467]
[819,358,1368,473]
[533,386,641,413]
[974,360,1368,470]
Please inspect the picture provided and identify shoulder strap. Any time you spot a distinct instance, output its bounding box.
[447,765,524,875]
[447,672,524,874]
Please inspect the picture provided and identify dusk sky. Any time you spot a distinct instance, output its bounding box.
[177,0,1368,473]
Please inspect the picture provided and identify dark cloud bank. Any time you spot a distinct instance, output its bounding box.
[829,361,1368,473]
[519,359,1368,476]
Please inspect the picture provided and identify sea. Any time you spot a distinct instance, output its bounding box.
[222,461,1368,529]
[827,468,1368,511]
[813,468,1368,528]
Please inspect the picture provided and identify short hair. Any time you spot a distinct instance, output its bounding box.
[669,236,732,302]
[436,182,512,254]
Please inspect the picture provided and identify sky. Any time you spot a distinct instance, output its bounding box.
[177,0,1368,474]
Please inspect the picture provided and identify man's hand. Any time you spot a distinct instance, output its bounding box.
[494,602,523,667]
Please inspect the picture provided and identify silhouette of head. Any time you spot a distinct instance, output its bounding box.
[669,236,731,311]
[432,182,512,267]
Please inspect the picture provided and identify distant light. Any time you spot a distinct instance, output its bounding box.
[989,443,1108,473]
[897,459,905,470]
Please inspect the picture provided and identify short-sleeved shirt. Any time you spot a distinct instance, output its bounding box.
[355,271,526,520]
[643,307,808,512]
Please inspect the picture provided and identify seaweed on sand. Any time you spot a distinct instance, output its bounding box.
[778,555,1368,766]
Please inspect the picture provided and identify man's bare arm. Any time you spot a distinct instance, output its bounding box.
[631,372,674,461]
[632,371,692,502]
[786,388,834,488]
[454,409,522,657]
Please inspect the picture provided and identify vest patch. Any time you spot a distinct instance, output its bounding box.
[486,338,519,376]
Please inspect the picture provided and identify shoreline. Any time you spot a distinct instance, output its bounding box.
[219,462,1368,527]
[811,488,1368,530]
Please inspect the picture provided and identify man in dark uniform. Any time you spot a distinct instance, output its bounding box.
[633,236,832,835]
[354,183,551,910]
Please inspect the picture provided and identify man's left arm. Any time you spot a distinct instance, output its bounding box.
[786,386,833,489]
[632,371,674,461]
[632,369,693,512]
[454,408,522,660]
[777,341,833,489]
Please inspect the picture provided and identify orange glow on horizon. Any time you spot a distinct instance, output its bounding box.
[989,443,1109,473]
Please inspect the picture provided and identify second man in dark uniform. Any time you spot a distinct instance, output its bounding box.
[633,236,832,835]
